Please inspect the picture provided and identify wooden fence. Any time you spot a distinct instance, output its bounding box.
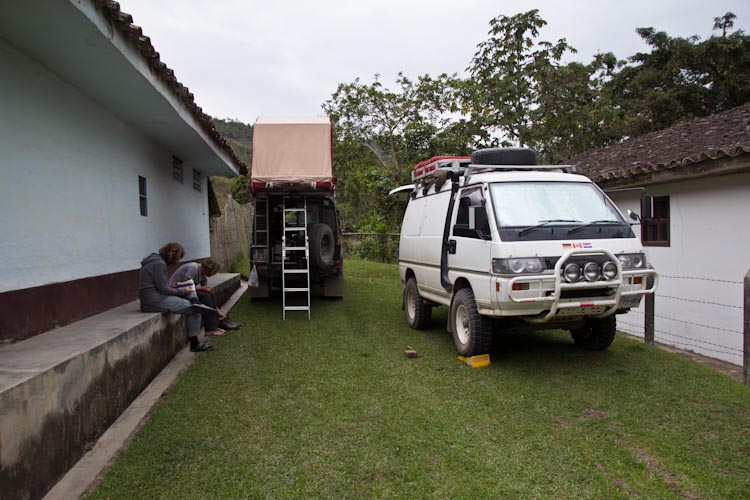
[209,195,254,273]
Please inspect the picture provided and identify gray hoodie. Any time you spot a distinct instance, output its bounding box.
[139,253,185,310]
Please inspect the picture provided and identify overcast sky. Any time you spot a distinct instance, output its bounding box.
[121,0,750,125]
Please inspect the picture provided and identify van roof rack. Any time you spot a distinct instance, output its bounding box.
[412,156,471,182]
[411,156,578,185]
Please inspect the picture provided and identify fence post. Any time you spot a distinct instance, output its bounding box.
[644,274,655,344]
[743,269,749,387]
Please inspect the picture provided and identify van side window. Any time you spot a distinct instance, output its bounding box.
[453,187,490,239]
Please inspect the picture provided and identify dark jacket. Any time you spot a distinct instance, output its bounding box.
[139,253,185,310]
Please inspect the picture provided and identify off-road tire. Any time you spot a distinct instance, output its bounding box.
[404,277,431,330]
[309,223,335,268]
[571,315,617,350]
[471,148,537,166]
[451,288,492,356]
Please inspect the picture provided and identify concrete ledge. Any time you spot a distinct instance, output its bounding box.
[0,273,240,500]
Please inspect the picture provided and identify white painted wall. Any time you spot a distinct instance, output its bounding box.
[0,38,211,293]
[608,172,750,366]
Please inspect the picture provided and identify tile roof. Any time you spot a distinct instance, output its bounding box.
[94,0,248,177]
[562,102,750,184]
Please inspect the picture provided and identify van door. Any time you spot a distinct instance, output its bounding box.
[450,186,492,308]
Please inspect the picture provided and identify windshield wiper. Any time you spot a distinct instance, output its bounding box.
[567,220,625,235]
[518,219,580,236]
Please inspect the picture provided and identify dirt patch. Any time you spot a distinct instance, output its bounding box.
[596,464,641,498]
[634,448,698,500]
[555,417,570,429]
[586,407,611,419]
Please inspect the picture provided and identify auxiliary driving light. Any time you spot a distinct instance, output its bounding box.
[583,262,601,282]
[563,263,581,283]
[602,261,618,280]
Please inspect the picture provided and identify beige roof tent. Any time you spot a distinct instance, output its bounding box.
[251,116,334,185]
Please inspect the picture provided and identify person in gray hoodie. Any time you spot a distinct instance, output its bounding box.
[139,242,213,352]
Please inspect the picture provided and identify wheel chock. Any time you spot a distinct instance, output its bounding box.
[457,354,491,368]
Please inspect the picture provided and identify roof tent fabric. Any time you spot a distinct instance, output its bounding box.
[251,116,333,183]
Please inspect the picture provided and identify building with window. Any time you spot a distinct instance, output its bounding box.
[564,102,750,365]
[0,0,246,343]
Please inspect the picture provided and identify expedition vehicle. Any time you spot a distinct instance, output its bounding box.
[391,148,657,355]
[248,117,344,317]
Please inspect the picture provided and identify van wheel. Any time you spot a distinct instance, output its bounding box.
[571,315,616,350]
[451,288,492,356]
[404,278,431,329]
[309,223,335,268]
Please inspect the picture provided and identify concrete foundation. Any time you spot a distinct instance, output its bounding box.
[0,273,240,500]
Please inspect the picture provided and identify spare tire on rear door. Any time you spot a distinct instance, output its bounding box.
[309,223,335,268]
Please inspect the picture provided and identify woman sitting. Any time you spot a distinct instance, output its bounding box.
[138,242,216,352]
[169,257,241,334]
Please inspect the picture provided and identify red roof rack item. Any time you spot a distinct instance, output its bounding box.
[412,156,471,182]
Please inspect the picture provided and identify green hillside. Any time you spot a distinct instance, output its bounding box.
[211,117,253,207]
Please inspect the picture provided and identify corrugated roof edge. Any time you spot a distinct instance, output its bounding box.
[94,0,248,177]
[561,102,750,184]
[593,144,750,183]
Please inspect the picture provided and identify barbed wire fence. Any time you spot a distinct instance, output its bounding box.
[616,270,750,386]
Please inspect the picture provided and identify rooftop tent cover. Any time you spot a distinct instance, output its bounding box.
[251,116,334,183]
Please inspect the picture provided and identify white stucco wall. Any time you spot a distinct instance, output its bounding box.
[608,172,750,366]
[0,37,211,293]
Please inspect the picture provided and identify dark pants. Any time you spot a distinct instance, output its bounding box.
[197,290,220,330]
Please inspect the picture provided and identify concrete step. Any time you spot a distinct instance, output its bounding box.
[0,273,241,500]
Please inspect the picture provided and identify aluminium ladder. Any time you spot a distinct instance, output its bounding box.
[253,197,269,258]
[281,197,311,319]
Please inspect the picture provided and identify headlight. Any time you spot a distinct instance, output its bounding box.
[563,263,581,283]
[583,262,601,282]
[492,257,545,275]
[602,261,618,280]
[617,253,646,269]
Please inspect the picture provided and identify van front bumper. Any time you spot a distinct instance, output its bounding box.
[491,248,658,323]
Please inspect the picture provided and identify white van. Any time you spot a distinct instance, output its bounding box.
[392,148,658,356]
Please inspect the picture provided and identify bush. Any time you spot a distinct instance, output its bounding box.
[231,256,251,280]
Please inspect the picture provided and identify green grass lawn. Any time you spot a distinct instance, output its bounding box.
[88,259,750,500]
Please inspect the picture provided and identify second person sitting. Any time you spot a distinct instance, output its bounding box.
[169,257,241,335]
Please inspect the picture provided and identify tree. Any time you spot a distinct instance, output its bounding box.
[604,12,750,137]
[466,9,575,147]
[230,174,252,204]
[323,73,472,230]
[531,53,624,162]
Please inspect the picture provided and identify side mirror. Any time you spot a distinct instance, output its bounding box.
[640,193,653,220]
[627,209,640,222]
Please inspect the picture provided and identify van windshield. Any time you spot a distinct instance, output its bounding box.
[489,181,632,241]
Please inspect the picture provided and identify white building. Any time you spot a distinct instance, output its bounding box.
[0,0,246,343]
[566,103,750,366]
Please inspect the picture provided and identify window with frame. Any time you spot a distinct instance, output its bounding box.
[192,169,202,192]
[642,195,669,246]
[172,156,184,183]
[453,187,490,239]
[138,176,148,216]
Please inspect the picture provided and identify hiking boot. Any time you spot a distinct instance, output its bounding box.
[190,342,214,352]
